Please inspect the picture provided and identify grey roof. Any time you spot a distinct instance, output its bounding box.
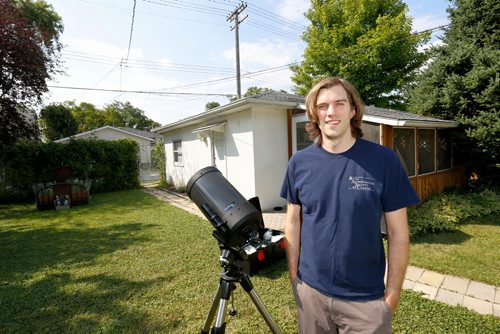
[118,127,162,139]
[364,106,454,124]
[248,90,306,103]
[154,90,456,132]
[249,91,454,124]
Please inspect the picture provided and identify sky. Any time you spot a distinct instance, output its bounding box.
[43,0,452,127]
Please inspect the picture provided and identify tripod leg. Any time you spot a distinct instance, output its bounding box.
[201,279,234,334]
[201,282,223,334]
[240,274,283,334]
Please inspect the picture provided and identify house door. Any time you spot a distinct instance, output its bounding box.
[212,131,227,176]
[292,113,313,154]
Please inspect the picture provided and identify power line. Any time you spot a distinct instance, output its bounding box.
[125,0,138,61]
[48,85,234,97]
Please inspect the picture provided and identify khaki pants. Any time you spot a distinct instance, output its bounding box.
[292,277,392,334]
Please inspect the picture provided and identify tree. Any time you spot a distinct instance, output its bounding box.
[102,101,160,131]
[0,0,63,144]
[229,87,274,102]
[243,86,272,97]
[291,0,430,108]
[205,101,220,111]
[39,103,78,141]
[407,0,499,181]
[68,101,106,132]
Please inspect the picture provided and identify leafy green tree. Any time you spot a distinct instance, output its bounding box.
[205,101,220,111]
[67,101,106,132]
[39,103,78,141]
[103,101,160,131]
[229,87,274,102]
[0,0,63,144]
[291,0,430,108]
[243,86,272,97]
[407,0,499,181]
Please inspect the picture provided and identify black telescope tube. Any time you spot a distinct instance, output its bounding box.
[186,166,264,248]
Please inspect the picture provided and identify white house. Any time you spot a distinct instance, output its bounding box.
[55,126,162,179]
[154,91,463,211]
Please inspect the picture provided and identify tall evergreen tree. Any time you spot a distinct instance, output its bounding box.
[408,0,499,181]
[291,0,430,108]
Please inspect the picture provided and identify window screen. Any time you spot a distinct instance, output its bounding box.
[418,129,436,174]
[361,121,380,144]
[437,129,452,170]
[173,140,183,165]
[296,121,313,151]
[394,128,416,176]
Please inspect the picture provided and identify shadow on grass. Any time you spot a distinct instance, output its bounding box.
[0,190,172,332]
[255,258,288,280]
[0,222,149,281]
[0,272,171,333]
[411,229,472,245]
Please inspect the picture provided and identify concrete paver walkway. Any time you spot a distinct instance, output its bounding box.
[143,186,500,317]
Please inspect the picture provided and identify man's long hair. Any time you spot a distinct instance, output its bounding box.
[305,77,364,144]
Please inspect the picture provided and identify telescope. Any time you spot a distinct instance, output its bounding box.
[186,166,284,333]
[186,166,285,276]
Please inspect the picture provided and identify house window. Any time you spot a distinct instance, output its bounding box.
[296,121,313,151]
[437,129,452,170]
[361,121,380,144]
[418,129,436,174]
[394,128,416,176]
[173,140,183,165]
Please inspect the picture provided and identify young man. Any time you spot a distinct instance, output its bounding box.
[281,77,420,333]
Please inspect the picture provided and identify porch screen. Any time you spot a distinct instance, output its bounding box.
[394,128,416,176]
[296,121,313,151]
[361,121,380,144]
[418,129,436,174]
[437,129,452,170]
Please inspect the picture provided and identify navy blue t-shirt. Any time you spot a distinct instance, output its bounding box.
[280,139,420,301]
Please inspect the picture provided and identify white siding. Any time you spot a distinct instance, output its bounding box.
[160,104,293,211]
[164,127,212,189]
[70,128,152,164]
[252,106,289,210]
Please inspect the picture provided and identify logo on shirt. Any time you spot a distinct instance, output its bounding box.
[348,176,375,191]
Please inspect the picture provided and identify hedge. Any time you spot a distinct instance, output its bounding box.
[0,138,140,203]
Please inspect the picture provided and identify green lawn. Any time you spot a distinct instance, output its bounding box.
[0,189,498,333]
[409,212,500,286]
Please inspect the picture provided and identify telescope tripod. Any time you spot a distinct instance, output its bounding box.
[201,249,282,334]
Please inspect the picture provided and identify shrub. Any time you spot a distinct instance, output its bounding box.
[0,139,140,203]
[408,188,500,237]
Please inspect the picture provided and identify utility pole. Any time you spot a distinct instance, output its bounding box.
[227,1,247,99]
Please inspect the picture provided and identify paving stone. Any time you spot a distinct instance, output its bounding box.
[494,303,500,317]
[436,289,463,306]
[413,283,438,300]
[405,266,424,282]
[403,279,415,290]
[466,281,495,302]
[441,275,470,294]
[462,296,493,315]
[418,270,445,288]
[496,287,500,304]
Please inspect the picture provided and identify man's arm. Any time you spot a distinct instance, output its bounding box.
[384,207,410,315]
[284,202,302,283]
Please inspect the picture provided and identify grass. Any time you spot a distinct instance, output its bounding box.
[1,189,499,333]
[409,212,500,286]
